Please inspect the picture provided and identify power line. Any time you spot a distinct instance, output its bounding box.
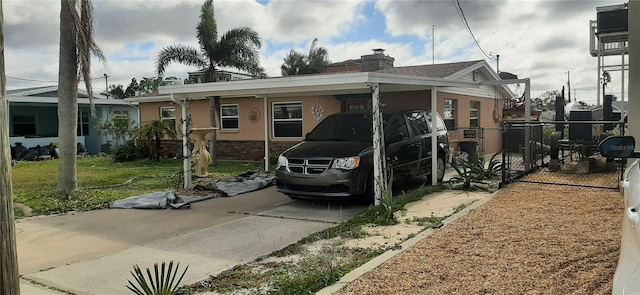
[7,75,107,83]
[451,0,494,60]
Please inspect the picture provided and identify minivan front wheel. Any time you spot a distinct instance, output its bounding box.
[436,156,445,182]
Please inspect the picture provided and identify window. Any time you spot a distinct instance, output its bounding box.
[386,115,409,139]
[220,104,239,130]
[426,112,447,131]
[405,111,430,135]
[443,99,456,129]
[12,115,36,136]
[160,106,176,129]
[470,101,480,128]
[111,110,131,131]
[273,102,303,138]
[77,111,89,136]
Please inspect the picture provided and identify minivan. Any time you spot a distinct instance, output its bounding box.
[275,109,449,201]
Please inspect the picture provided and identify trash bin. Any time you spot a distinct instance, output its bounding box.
[458,141,478,161]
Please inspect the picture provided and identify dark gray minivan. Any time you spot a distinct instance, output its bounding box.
[275,109,449,201]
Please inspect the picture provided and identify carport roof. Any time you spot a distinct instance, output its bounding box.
[127,60,512,102]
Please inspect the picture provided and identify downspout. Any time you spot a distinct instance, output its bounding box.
[170,94,192,189]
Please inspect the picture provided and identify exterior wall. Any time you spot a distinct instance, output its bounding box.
[437,91,503,155]
[381,90,432,110]
[137,83,505,159]
[8,103,137,154]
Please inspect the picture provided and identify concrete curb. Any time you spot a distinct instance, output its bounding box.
[316,189,502,295]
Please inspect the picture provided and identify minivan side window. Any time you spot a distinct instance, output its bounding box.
[386,115,409,139]
[406,111,430,135]
[426,112,447,131]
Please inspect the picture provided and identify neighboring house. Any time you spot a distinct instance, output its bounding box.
[187,69,253,83]
[129,50,514,164]
[7,86,140,154]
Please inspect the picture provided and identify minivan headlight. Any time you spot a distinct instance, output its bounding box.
[276,155,288,169]
[332,156,360,170]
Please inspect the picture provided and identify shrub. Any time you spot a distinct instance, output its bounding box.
[113,141,145,162]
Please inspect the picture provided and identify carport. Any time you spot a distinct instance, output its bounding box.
[158,71,481,203]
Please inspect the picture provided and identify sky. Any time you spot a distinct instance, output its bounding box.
[3,0,629,104]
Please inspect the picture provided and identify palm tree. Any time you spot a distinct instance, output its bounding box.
[137,118,177,161]
[0,2,21,293]
[155,0,265,165]
[281,38,329,76]
[138,77,166,95]
[57,0,105,193]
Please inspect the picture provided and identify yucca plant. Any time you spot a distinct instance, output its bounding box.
[127,261,188,295]
[451,153,502,188]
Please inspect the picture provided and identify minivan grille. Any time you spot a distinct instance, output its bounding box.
[286,158,332,174]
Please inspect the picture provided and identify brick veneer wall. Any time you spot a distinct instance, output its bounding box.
[155,140,299,161]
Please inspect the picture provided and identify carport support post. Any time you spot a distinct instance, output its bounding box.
[371,83,387,206]
[431,86,438,185]
[171,94,192,189]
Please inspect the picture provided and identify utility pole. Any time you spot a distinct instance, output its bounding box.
[0,0,21,292]
[103,73,109,99]
[432,25,435,65]
[567,71,571,102]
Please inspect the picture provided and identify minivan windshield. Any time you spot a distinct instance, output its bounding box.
[306,114,374,142]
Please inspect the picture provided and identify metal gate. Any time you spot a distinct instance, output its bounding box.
[500,121,624,190]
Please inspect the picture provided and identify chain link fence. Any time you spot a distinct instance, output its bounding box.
[500,120,625,190]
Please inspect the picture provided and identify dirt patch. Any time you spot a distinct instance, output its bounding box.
[335,182,623,295]
[344,191,491,249]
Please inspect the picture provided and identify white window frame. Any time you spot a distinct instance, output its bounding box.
[220,104,239,130]
[160,106,176,128]
[444,99,456,130]
[272,101,303,139]
[470,101,480,128]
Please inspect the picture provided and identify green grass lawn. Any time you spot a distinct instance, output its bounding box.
[11,157,264,217]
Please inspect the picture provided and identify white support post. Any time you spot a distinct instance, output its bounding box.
[170,94,192,189]
[371,83,386,206]
[621,52,625,110]
[629,0,640,142]
[263,95,269,172]
[523,79,531,171]
[431,86,438,185]
[597,41,602,106]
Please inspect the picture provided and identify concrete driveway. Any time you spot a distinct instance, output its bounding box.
[16,187,367,294]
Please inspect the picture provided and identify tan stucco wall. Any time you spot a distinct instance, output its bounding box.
[138,89,504,156]
[438,91,503,155]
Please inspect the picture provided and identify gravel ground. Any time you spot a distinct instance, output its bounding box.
[335,180,623,295]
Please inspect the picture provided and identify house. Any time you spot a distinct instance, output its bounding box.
[129,50,514,165]
[7,86,140,154]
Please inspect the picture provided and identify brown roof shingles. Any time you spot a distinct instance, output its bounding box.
[374,60,482,78]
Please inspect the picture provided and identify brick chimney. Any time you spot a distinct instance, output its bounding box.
[361,49,394,71]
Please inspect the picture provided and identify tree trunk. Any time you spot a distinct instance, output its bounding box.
[57,0,79,193]
[0,1,21,292]
[208,96,219,165]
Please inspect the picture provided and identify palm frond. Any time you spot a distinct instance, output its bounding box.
[155,45,206,77]
[197,0,217,55]
[65,0,106,115]
[126,261,188,295]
